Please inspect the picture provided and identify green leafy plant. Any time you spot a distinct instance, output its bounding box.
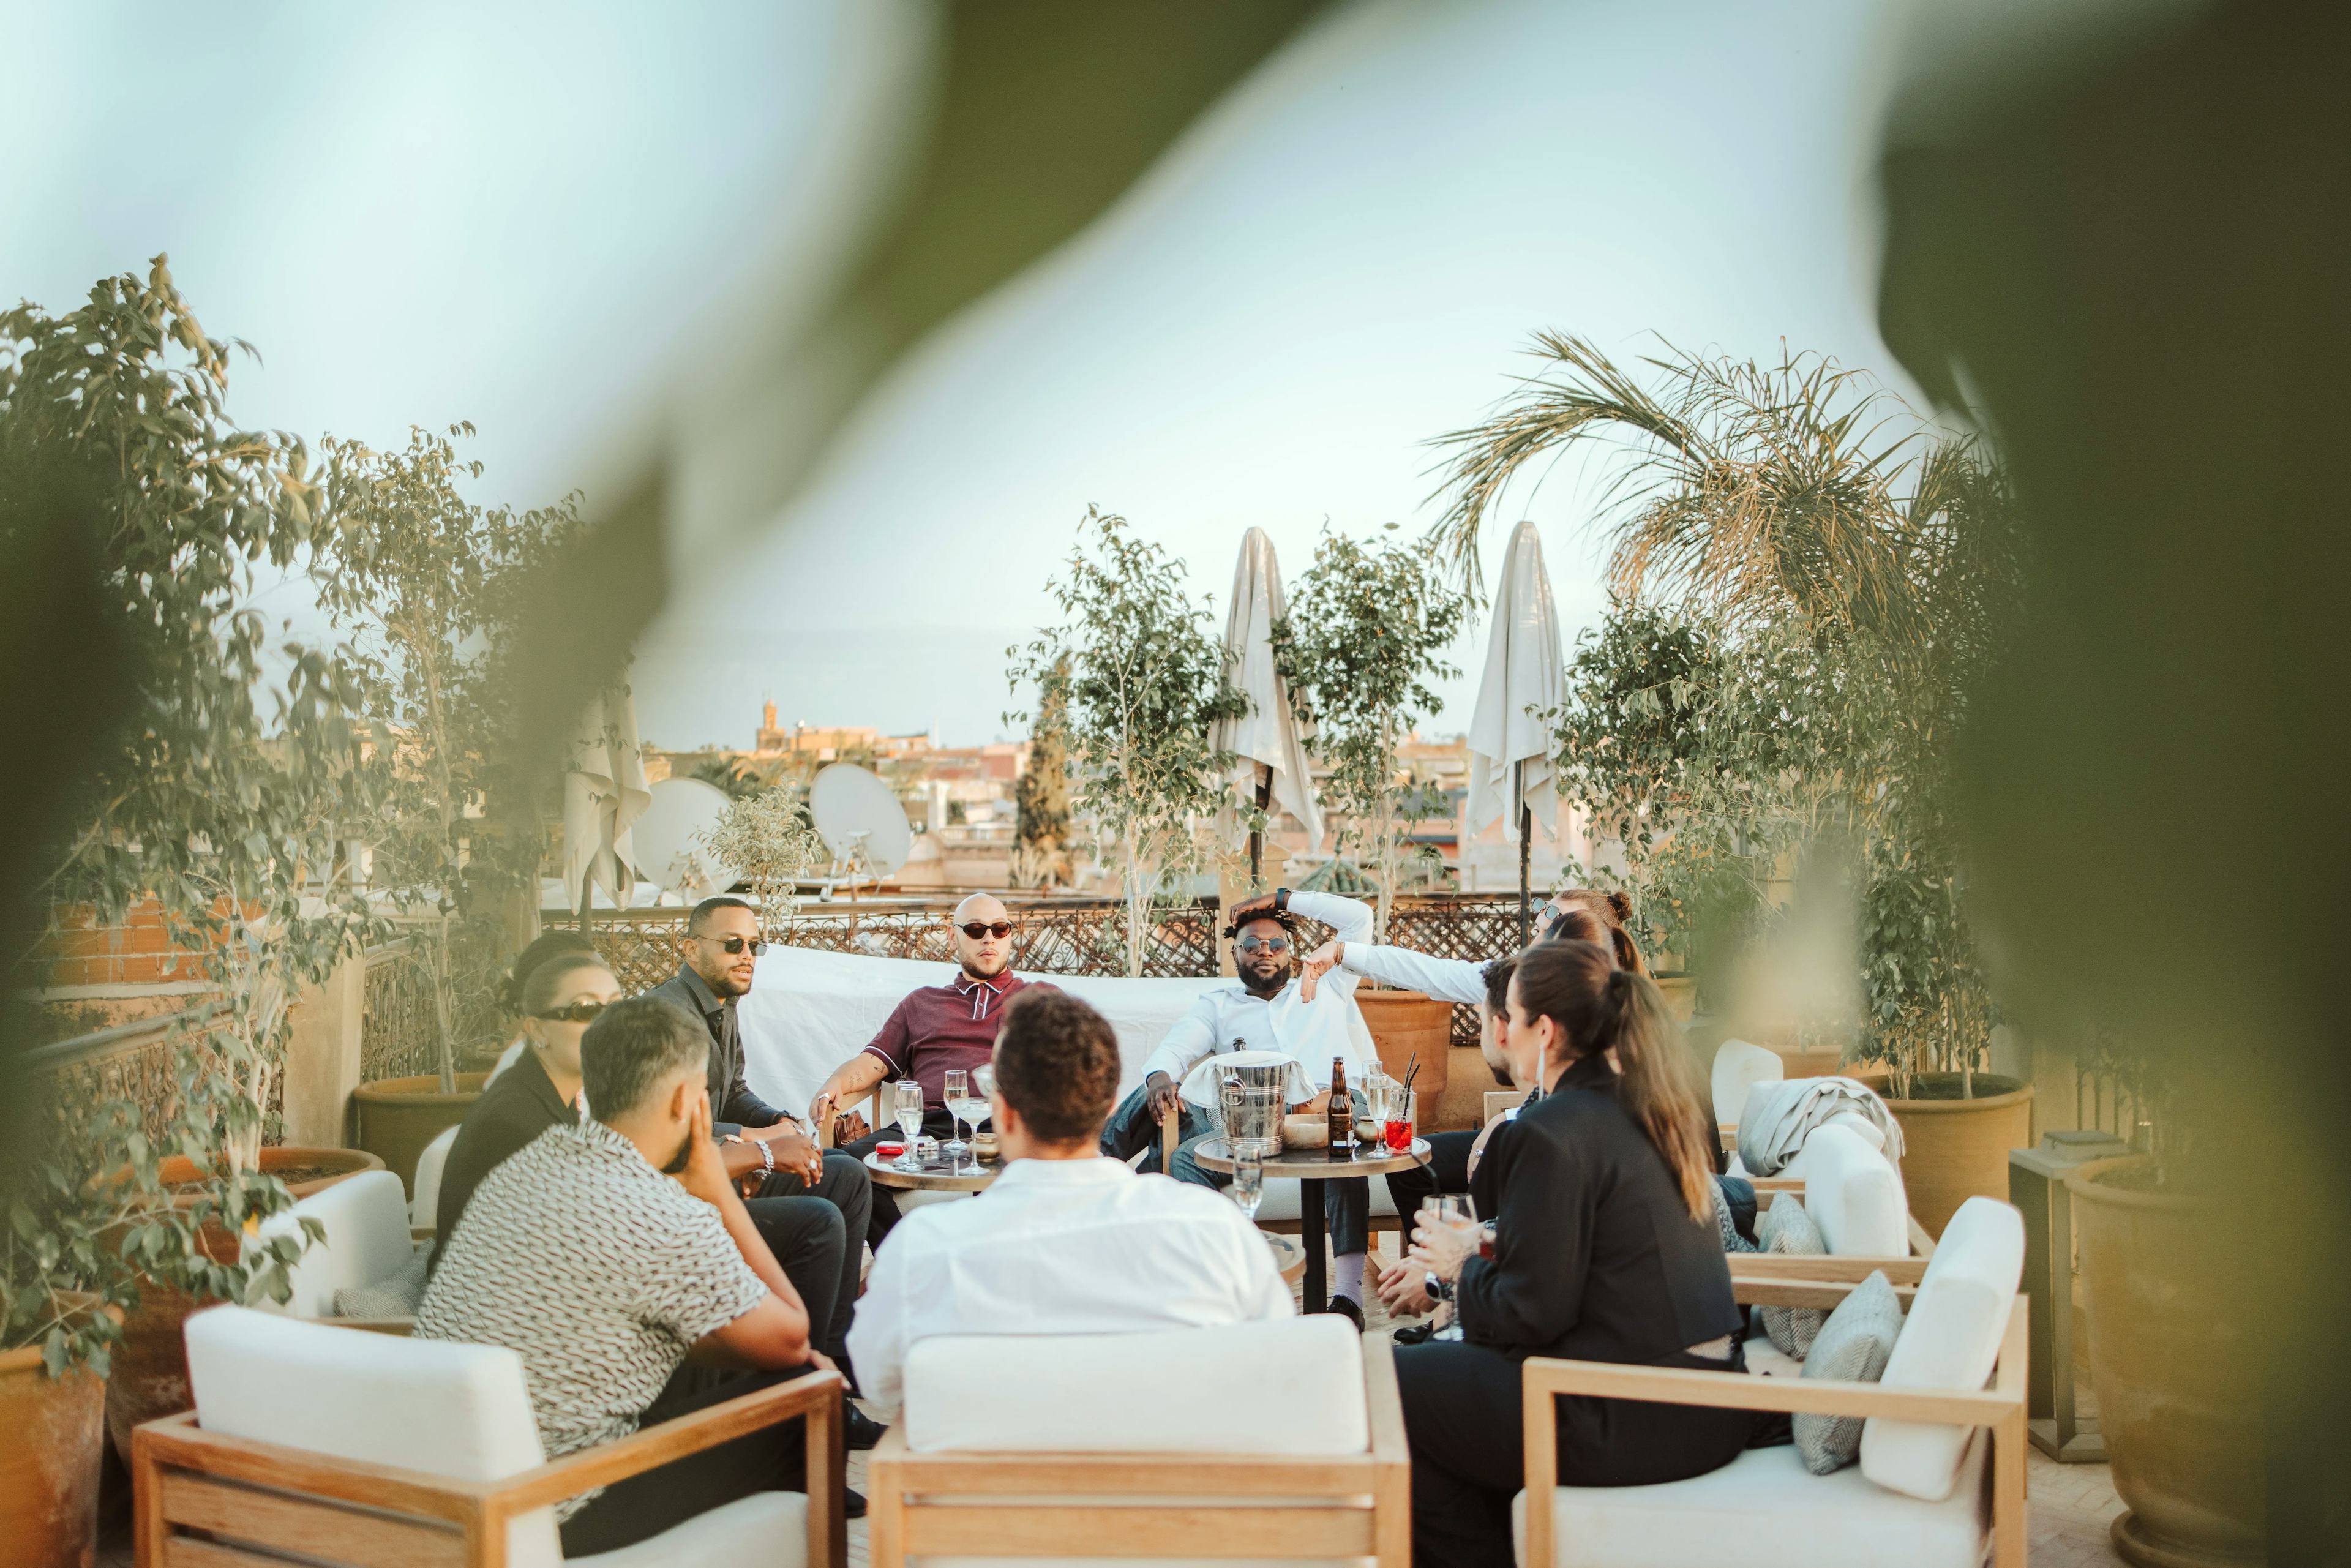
[1,259,370,1367]
[1010,655,1074,891]
[1271,522,1467,938]
[697,786,826,934]
[1008,507,1243,975]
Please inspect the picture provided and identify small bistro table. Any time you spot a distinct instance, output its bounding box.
[1188,1136,1432,1313]
[863,1151,1002,1193]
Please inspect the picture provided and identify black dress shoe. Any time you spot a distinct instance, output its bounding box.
[844,1405,887,1451]
[844,1486,868,1518]
[1392,1319,1435,1346]
[1322,1296,1365,1331]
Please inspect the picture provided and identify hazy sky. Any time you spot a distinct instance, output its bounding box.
[7,0,1917,750]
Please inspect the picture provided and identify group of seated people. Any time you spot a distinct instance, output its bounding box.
[415,882,1772,1567]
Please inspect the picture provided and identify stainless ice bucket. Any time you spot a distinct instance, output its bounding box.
[1217,1060,1289,1160]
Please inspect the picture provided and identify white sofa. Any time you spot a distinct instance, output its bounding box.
[870,1316,1407,1567]
[410,1123,460,1229]
[1513,1196,2029,1568]
[137,1305,842,1567]
[252,1169,417,1318]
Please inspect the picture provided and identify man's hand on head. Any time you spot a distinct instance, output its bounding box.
[677,1093,737,1209]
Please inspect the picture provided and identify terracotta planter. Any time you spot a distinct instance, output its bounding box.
[0,1299,116,1568]
[106,1145,380,1457]
[351,1071,487,1195]
[1652,972,1698,1024]
[1858,1071,2035,1240]
[1355,989,1453,1125]
[2068,1158,2262,1568]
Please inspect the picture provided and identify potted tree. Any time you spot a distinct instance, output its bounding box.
[695,784,827,939]
[318,425,585,1190]
[1007,507,1242,976]
[1273,522,1468,1101]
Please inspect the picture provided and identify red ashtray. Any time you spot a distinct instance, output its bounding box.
[874,1143,906,1158]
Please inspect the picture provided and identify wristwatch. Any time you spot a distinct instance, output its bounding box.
[1423,1270,1454,1305]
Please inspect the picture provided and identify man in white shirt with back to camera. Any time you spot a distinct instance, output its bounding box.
[847,988,1292,1416]
[1098,887,1381,1326]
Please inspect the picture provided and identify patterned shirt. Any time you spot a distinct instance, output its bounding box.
[416,1119,769,1518]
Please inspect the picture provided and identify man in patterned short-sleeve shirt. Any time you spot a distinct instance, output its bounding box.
[419,994,850,1556]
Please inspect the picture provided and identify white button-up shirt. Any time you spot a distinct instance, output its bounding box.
[1340,942,1492,1007]
[1137,892,1379,1105]
[846,1156,1294,1413]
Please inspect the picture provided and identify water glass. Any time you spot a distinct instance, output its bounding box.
[892,1081,925,1169]
[1231,1157,1264,1221]
[1422,1193,1477,1229]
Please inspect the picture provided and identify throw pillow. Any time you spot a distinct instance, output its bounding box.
[1794,1270,1903,1473]
[332,1245,430,1320]
[1758,1193,1827,1358]
[1712,1176,1759,1254]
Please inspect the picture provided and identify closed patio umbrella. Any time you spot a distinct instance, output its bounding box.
[1466,521,1565,944]
[563,683,652,928]
[1210,528,1322,887]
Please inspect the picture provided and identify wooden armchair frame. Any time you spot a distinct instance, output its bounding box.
[866,1335,1411,1568]
[1518,1280,2027,1568]
[132,1368,848,1568]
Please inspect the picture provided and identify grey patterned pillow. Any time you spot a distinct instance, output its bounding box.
[1757,1193,1826,1358]
[332,1245,430,1320]
[1794,1270,1903,1474]
[1712,1178,1759,1254]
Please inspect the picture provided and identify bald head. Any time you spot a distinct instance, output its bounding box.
[951,893,1014,980]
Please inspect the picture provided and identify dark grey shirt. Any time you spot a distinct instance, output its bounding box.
[643,965,789,1131]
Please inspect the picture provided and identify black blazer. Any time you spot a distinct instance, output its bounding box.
[428,1045,574,1272]
[643,967,789,1131]
[1458,1053,1741,1365]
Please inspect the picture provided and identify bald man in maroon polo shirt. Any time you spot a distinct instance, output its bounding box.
[809,893,1056,1245]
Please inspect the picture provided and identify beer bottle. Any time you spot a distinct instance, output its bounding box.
[1327,1054,1351,1158]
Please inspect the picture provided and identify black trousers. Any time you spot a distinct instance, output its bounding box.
[1098,1086,1370,1256]
[747,1149,873,1363]
[1394,1340,1764,1568]
[839,1107,958,1248]
[557,1362,820,1556]
[741,1196,845,1369]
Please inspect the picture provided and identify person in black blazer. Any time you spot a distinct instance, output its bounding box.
[1393,939,1760,1568]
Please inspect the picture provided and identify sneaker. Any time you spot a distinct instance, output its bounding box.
[844,1404,887,1451]
[1323,1296,1365,1331]
[844,1486,868,1519]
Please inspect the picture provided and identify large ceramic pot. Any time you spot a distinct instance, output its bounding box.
[351,1071,488,1195]
[1857,1071,2034,1240]
[2068,1157,2261,1568]
[105,1145,382,1457]
[0,1299,116,1568]
[1652,971,1699,1024]
[1354,988,1454,1126]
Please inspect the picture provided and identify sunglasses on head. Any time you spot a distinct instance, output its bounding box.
[534,999,609,1025]
[700,935,768,956]
[1235,935,1290,956]
[959,921,1014,940]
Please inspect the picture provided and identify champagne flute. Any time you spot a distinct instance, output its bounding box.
[942,1069,972,1170]
[1231,1156,1264,1222]
[892,1080,924,1170]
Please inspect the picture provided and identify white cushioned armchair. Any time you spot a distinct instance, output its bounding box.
[134,1305,847,1568]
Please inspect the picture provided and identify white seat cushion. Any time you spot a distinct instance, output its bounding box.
[411,1125,460,1226]
[575,1491,805,1567]
[1512,1430,1987,1568]
[1712,1040,1783,1133]
[255,1170,415,1318]
[906,1318,1368,1455]
[1801,1123,1908,1258]
[1860,1196,2024,1501]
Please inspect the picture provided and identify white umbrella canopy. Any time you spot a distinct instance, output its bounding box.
[1466,522,1565,934]
[562,683,653,917]
[1210,528,1323,866]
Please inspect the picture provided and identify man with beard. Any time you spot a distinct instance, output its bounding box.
[806,893,1054,1246]
[416,996,855,1553]
[1099,888,1380,1326]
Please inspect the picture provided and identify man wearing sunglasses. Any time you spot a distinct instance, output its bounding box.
[647,895,877,1427]
[1098,887,1383,1327]
[805,893,1053,1246]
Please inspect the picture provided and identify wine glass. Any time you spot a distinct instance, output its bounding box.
[942,1069,973,1170]
[1231,1156,1264,1222]
[1423,1193,1477,1227]
[891,1081,925,1170]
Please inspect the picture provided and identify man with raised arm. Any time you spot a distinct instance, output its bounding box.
[1097,887,1383,1326]
[805,892,1055,1245]
[849,988,1291,1414]
[417,995,853,1555]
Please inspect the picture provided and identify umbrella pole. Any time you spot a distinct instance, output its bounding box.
[1248,764,1272,890]
[1516,759,1531,947]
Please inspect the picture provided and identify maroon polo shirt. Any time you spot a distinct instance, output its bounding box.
[861,970,1057,1111]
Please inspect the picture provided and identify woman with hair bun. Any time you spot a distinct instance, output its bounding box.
[1392,939,1757,1568]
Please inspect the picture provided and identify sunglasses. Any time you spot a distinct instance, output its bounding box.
[1235,936,1290,956]
[699,935,769,956]
[533,999,609,1025]
[958,921,1015,940]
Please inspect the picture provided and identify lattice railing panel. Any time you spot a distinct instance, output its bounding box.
[360,942,443,1081]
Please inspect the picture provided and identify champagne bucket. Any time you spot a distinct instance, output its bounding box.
[1216,1060,1290,1159]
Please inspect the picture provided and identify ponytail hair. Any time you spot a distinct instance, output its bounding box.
[1512,940,1714,1224]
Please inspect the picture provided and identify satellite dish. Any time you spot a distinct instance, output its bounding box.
[809,763,912,879]
[631,778,738,901]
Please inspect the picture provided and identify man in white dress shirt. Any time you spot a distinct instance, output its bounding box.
[848,988,1293,1414]
[1098,887,1381,1325]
